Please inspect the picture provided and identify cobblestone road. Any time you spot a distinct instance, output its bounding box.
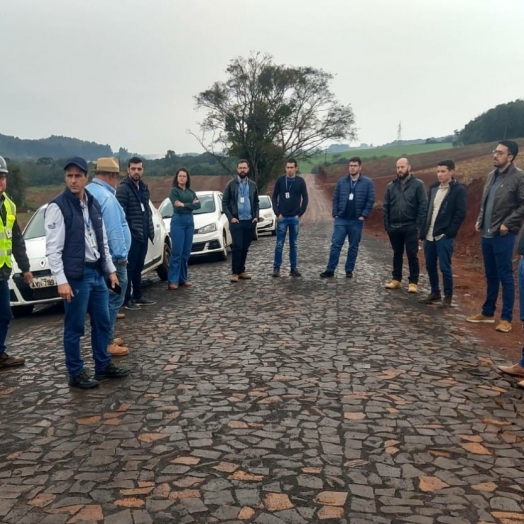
[1,218,524,523]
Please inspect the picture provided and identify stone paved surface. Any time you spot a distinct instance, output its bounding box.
[1,217,524,523]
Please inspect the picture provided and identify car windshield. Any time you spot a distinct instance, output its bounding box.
[159,199,173,218]
[194,195,215,215]
[23,206,46,240]
[259,196,272,210]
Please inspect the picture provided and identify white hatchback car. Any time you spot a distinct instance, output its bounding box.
[257,195,277,236]
[159,191,232,260]
[9,201,171,317]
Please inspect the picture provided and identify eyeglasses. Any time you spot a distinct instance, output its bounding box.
[0,174,7,179]
[493,150,507,156]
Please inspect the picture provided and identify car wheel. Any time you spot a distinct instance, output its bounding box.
[11,304,34,318]
[253,227,259,241]
[156,239,171,281]
[218,233,228,261]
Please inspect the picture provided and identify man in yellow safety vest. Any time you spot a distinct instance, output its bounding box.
[0,155,33,369]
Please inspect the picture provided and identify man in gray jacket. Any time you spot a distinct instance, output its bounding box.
[467,141,524,333]
[383,158,428,293]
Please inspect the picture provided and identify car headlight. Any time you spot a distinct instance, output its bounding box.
[197,223,217,234]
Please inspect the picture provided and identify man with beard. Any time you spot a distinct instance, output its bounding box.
[116,157,156,310]
[222,160,259,282]
[467,141,524,333]
[383,157,428,293]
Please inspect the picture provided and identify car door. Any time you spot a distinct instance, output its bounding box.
[144,200,162,268]
[216,193,229,245]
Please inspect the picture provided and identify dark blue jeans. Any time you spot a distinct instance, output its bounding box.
[0,279,12,355]
[64,267,111,378]
[125,238,148,301]
[424,236,455,296]
[518,258,524,366]
[326,217,364,272]
[387,228,420,283]
[230,220,255,275]
[168,214,194,285]
[274,216,300,269]
[481,233,515,322]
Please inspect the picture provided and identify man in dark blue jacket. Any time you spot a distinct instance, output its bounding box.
[418,160,467,308]
[320,157,375,278]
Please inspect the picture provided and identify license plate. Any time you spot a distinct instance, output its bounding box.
[30,275,57,289]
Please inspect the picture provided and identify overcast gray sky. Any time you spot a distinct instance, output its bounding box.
[1,0,523,155]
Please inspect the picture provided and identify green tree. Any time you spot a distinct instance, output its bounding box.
[458,99,524,145]
[192,52,357,189]
[5,160,26,207]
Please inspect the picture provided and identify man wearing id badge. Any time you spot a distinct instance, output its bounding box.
[0,155,33,370]
[116,157,156,310]
[271,159,309,277]
[222,160,260,282]
[320,157,375,279]
[45,157,129,389]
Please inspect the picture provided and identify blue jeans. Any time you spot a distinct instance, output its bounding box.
[64,268,111,378]
[481,233,515,322]
[108,263,128,344]
[518,258,524,366]
[0,279,12,355]
[125,239,148,302]
[168,214,194,285]
[326,218,364,272]
[274,216,300,269]
[424,236,455,296]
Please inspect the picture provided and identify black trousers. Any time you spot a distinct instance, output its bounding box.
[230,220,255,275]
[126,238,148,301]
[387,229,419,283]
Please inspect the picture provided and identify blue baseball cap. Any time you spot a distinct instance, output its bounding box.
[64,156,88,174]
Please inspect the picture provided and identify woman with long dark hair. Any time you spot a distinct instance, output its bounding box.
[167,168,200,289]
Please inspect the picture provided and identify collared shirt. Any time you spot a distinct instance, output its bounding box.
[426,184,450,241]
[237,176,252,220]
[86,179,131,262]
[45,195,116,286]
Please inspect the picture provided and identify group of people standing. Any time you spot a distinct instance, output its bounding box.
[1,140,524,389]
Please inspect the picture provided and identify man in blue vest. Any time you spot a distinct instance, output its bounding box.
[320,157,376,278]
[0,155,33,369]
[45,157,129,389]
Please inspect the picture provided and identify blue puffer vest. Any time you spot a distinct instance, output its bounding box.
[50,188,105,280]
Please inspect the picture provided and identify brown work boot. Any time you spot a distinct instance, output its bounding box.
[114,338,123,346]
[466,313,495,323]
[230,274,239,282]
[495,320,512,333]
[420,293,441,304]
[238,272,252,280]
[408,283,418,293]
[0,353,25,368]
[385,279,401,289]
[497,363,524,377]
[116,312,125,319]
[439,296,453,309]
[107,344,129,357]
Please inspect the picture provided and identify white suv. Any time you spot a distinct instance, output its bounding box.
[9,201,171,317]
[257,195,277,236]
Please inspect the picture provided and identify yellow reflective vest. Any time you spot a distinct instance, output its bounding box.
[0,195,16,268]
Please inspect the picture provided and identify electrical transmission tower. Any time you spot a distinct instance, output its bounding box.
[397,121,402,143]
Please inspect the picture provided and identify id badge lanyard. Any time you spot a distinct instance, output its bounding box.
[285,177,294,199]
[349,179,357,201]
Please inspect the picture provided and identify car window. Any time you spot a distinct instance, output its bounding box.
[23,206,46,240]
[259,196,272,210]
[158,198,173,218]
[194,195,215,215]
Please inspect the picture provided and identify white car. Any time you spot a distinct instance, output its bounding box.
[9,201,171,317]
[257,195,277,236]
[159,191,232,260]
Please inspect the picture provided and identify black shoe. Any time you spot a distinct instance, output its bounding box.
[346,271,353,278]
[319,270,335,278]
[419,293,442,304]
[290,268,302,277]
[124,299,141,310]
[439,296,453,308]
[134,297,156,306]
[272,268,280,277]
[0,353,25,368]
[94,362,130,381]
[68,370,99,389]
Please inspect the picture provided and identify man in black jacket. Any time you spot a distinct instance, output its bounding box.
[116,157,156,310]
[419,160,467,308]
[383,158,428,293]
[222,160,259,282]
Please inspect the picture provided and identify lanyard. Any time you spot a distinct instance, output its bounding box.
[81,200,91,229]
[285,177,295,193]
[239,181,248,198]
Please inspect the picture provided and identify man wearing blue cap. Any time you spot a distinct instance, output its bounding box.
[45,157,129,389]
